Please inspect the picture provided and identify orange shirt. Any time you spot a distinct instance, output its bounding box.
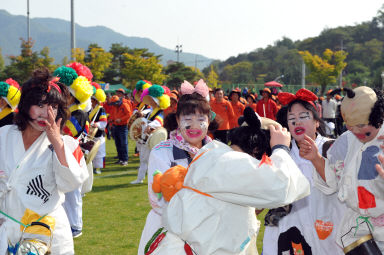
[256,99,278,120]
[112,101,132,125]
[230,101,245,127]
[210,99,236,130]
[246,103,257,112]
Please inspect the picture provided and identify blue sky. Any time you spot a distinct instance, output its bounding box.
[1,0,383,60]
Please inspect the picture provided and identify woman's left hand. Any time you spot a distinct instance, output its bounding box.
[45,106,63,147]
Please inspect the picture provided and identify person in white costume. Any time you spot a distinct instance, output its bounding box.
[143,107,311,255]
[0,68,88,255]
[131,84,170,184]
[137,80,216,254]
[263,88,346,255]
[300,87,384,252]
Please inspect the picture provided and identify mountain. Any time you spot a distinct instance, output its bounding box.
[0,10,213,69]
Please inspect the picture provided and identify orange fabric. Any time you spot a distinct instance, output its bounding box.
[210,99,236,130]
[111,101,132,125]
[315,220,334,240]
[152,165,188,202]
[256,99,278,120]
[182,185,213,198]
[230,101,245,127]
[258,153,273,167]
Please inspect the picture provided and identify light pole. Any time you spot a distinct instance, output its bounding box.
[27,0,30,40]
[71,0,75,61]
[175,44,182,62]
[381,71,384,91]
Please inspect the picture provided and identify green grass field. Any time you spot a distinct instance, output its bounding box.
[74,139,266,254]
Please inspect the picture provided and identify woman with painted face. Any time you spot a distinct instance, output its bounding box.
[0,68,88,254]
[137,80,217,255]
[300,87,384,253]
[262,89,346,255]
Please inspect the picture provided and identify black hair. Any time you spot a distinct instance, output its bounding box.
[369,89,384,128]
[214,88,223,95]
[229,107,271,160]
[277,99,326,137]
[163,92,218,135]
[14,68,70,131]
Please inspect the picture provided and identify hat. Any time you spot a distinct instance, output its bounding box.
[247,94,256,102]
[116,88,126,94]
[334,94,342,101]
[91,82,106,103]
[0,79,21,110]
[53,63,93,104]
[263,88,271,94]
[340,86,377,126]
[326,89,333,95]
[229,89,241,100]
[169,93,178,101]
[110,95,120,103]
[141,84,170,110]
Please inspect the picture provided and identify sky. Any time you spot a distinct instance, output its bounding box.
[1,0,383,61]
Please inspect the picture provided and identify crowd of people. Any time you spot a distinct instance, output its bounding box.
[0,64,383,255]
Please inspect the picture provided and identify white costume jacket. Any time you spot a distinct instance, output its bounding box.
[150,141,310,255]
[0,125,88,255]
[314,128,384,249]
[263,135,346,255]
[137,140,192,255]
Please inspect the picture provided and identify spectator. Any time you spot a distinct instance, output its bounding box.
[229,89,245,127]
[246,94,257,112]
[321,90,338,136]
[210,88,235,144]
[110,95,132,166]
[256,88,278,120]
[0,78,21,127]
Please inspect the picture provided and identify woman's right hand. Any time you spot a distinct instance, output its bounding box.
[269,124,290,148]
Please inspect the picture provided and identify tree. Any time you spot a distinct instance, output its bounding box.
[103,43,130,84]
[84,44,113,81]
[71,48,85,64]
[164,62,200,89]
[3,38,56,83]
[121,49,166,86]
[206,65,218,88]
[299,49,347,95]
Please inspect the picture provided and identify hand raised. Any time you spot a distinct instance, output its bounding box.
[298,135,319,161]
[44,106,63,147]
[269,124,290,148]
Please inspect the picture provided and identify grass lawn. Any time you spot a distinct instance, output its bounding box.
[74,138,266,254]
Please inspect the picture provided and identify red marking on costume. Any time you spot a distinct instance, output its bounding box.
[72,145,83,164]
[358,186,376,209]
[315,220,333,240]
[145,232,166,255]
[184,242,193,255]
[258,153,273,167]
[63,126,73,137]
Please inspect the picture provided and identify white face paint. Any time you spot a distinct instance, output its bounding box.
[178,112,209,148]
[28,102,58,132]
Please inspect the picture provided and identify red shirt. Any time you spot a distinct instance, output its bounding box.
[256,99,278,120]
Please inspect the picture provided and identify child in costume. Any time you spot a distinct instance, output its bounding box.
[130,84,170,184]
[143,107,311,255]
[137,80,214,254]
[300,86,384,252]
[89,82,107,174]
[53,63,94,238]
[0,78,21,127]
[0,68,88,254]
[262,89,346,255]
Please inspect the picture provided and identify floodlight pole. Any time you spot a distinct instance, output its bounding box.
[71,0,75,60]
[175,44,182,62]
[27,0,30,40]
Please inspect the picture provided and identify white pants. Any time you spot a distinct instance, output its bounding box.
[136,143,151,181]
[63,187,83,231]
[92,136,105,169]
[137,209,162,255]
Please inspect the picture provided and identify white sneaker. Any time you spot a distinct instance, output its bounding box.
[130,179,143,184]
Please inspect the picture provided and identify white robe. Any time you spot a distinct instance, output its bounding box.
[149,141,310,255]
[263,135,346,255]
[0,125,88,255]
[137,140,191,255]
[314,128,384,251]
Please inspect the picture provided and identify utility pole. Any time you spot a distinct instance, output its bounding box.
[27,0,30,40]
[302,59,306,88]
[175,44,182,62]
[71,0,75,61]
[339,40,343,87]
